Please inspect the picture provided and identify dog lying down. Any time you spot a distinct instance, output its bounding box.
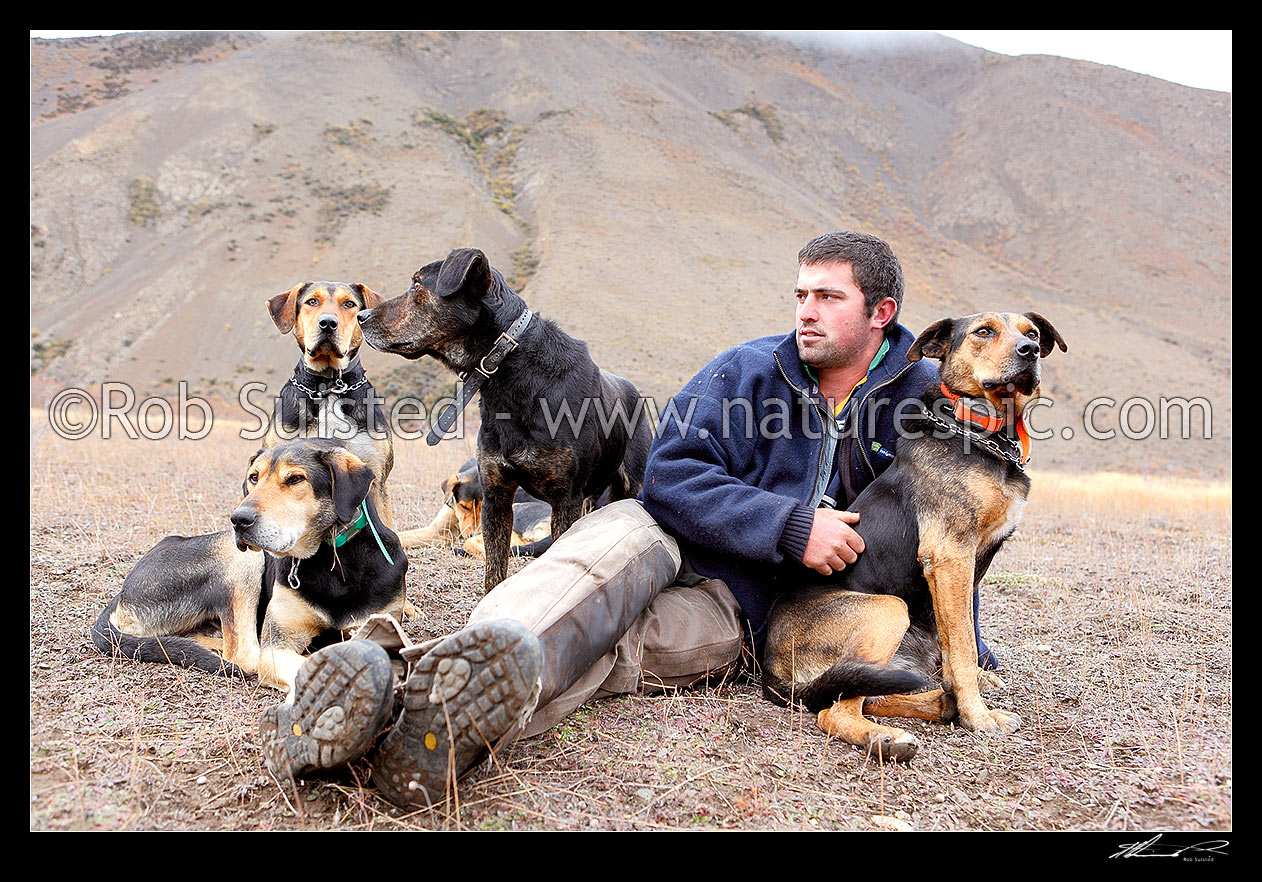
[406,457,618,560]
[90,439,408,692]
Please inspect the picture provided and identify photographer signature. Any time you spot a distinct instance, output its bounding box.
[1110,834,1228,859]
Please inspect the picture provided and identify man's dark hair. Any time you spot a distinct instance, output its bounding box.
[798,230,904,331]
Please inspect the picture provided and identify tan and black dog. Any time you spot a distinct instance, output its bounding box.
[438,456,556,560]
[762,312,1066,762]
[91,439,408,693]
[358,248,652,592]
[266,281,396,529]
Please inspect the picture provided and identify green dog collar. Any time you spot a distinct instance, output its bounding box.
[327,499,395,565]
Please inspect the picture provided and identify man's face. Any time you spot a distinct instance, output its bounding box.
[795,261,888,370]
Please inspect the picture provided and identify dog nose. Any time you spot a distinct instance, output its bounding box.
[357,308,374,326]
[318,315,339,332]
[1016,340,1039,359]
[230,508,256,530]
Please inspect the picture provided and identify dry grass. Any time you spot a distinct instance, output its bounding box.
[29,412,1231,831]
[1032,471,1231,523]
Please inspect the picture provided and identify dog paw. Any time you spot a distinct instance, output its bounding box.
[960,707,1022,736]
[989,709,1022,734]
[978,670,1006,693]
[865,731,919,764]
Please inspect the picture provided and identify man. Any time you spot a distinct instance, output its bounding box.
[260,230,998,809]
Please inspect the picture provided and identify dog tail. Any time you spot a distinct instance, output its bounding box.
[90,595,253,679]
[510,535,554,558]
[763,661,928,712]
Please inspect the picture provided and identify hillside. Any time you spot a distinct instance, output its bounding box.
[30,31,1232,476]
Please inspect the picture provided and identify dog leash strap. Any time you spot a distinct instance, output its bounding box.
[426,308,533,445]
[427,376,479,445]
[362,499,395,566]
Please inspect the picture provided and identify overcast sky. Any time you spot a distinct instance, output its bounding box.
[30,30,1232,93]
[937,30,1230,93]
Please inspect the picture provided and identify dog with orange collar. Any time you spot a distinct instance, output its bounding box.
[761,311,1065,763]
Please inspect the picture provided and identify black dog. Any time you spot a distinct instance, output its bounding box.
[762,312,1066,763]
[358,248,652,591]
[91,440,408,692]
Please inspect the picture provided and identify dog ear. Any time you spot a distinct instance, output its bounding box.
[243,448,265,497]
[267,283,309,334]
[435,248,492,299]
[352,283,383,310]
[1023,312,1067,357]
[909,318,956,362]
[320,447,376,525]
[440,472,461,498]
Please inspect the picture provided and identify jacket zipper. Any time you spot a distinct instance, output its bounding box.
[774,352,838,507]
[853,359,917,479]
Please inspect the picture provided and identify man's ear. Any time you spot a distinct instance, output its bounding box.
[870,296,897,331]
[434,249,492,299]
[320,448,376,524]
[1023,312,1067,357]
[908,318,956,362]
[267,283,310,334]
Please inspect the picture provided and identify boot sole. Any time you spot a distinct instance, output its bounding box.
[370,620,542,809]
[260,640,395,779]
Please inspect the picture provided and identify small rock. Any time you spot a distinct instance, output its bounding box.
[636,788,653,801]
[871,815,914,831]
[196,775,207,785]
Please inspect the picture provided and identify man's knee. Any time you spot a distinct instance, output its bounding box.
[468,499,681,637]
[637,579,744,691]
[564,499,677,551]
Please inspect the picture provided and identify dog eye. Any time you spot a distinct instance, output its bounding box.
[1025,329,1039,340]
[341,300,356,309]
[284,474,306,486]
[974,327,993,337]
[248,473,259,484]
[305,297,319,307]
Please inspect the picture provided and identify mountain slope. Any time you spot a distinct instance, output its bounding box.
[30,31,1231,475]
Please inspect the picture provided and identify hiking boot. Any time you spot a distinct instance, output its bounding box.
[260,640,395,779]
[369,619,543,809]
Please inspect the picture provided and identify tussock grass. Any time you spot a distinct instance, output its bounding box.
[1031,470,1231,525]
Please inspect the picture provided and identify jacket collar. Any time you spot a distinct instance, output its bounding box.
[774,323,920,400]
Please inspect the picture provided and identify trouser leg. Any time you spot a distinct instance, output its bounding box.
[467,499,744,738]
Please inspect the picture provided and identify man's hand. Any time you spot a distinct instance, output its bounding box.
[802,509,865,575]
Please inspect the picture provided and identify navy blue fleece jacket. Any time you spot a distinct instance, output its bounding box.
[641,324,940,650]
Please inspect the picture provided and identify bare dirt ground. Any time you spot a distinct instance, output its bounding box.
[29,412,1231,832]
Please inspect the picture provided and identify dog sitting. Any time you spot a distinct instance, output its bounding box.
[91,439,408,693]
[762,312,1066,762]
[266,281,395,528]
[358,248,652,592]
